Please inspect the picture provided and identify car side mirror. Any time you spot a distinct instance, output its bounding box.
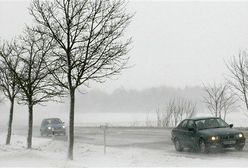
[229,124,233,128]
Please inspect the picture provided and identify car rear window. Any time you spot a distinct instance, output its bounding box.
[177,120,188,129]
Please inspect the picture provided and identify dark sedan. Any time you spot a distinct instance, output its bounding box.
[171,117,245,153]
[40,118,66,136]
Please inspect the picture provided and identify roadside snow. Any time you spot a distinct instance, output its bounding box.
[1,132,248,167]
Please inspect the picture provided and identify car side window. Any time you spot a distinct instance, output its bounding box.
[195,120,205,130]
[42,120,48,126]
[187,120,195,129]
[179,120,188,130]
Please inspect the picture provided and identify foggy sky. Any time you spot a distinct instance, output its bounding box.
[1,1,248,93]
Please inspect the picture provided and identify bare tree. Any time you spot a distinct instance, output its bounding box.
[157,97,197,127]
[226,51,248,112]
[0,42,20,145]
[2,28,61,149]
[203,83,237,120]
[145,111,154,127]
[156,106,162,127]
[30,0,132,159]
[164,99,176,127]
[223,91,238,121]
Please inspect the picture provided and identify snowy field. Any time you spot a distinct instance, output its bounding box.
[1,103,248,128]
[1,127,248,167]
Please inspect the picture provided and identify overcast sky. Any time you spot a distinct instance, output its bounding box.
[1,1,248,93]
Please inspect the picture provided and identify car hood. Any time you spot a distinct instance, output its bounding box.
[198,127,240,136]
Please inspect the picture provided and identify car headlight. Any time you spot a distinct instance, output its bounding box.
[62,125,65,128]
[238,133,243,138]
[48,126,51,130]
[210,136,219,141]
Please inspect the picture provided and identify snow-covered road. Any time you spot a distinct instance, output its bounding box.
[1,127,248,167]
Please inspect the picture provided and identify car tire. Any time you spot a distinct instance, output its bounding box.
[40,132,44,137]
[235,145,244,151]
[174,138,183,152]
[198,139,209,153]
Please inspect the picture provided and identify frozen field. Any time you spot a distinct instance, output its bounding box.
[1,127,248,167]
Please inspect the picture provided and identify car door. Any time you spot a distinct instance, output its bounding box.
[184,120,197,147]
[175,120,188,147]
[41,120,48,132]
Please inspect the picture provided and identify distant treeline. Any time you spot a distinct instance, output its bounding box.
[75,86,206,113]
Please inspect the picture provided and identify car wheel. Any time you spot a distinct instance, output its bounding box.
[235,145,244,151]
[174,138,183,152]
[40,132,44,137]
[198,139,209,153]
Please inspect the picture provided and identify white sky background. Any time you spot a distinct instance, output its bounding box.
[1,1,248,93]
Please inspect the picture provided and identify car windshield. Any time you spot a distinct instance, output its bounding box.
[46,119,62,125]
[195,118,229,130]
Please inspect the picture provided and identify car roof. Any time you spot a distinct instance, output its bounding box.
[189,117,220,121]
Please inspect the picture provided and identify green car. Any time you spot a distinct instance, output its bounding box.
[171,117,245,153]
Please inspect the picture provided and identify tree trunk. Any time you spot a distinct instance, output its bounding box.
[224,110,227,121]
[243,90,248,111]
[6,99,14,145]
[219,109,222,119]
[27,102,33,149]
[68,89,75,160]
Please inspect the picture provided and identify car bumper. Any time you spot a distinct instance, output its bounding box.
[207,138,245,149]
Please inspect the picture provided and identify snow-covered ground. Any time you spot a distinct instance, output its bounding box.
[1,102,248,167]
[1,128,248,167]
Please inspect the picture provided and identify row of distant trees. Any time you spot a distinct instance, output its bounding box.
[0,0,132,160]
[155,50,248,127]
